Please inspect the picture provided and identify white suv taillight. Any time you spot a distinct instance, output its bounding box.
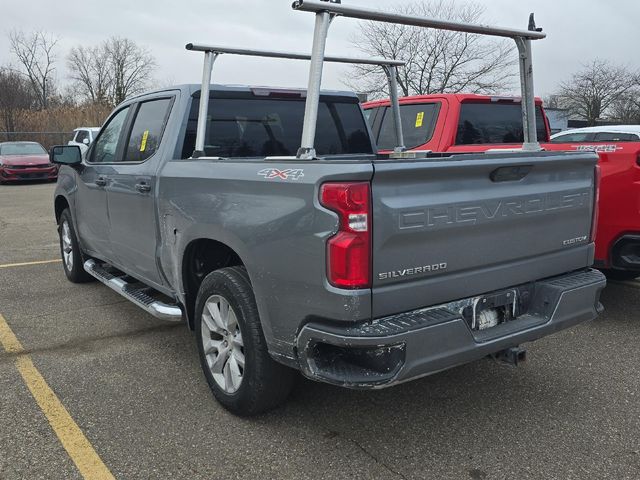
[320,182,371,289]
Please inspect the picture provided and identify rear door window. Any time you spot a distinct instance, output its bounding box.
[455,103,547,144]
[124,98,173,162]
[376,103,440,150]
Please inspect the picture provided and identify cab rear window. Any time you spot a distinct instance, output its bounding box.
[455,103,547,145]
[182,95,372,158]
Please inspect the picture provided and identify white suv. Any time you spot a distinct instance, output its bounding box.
[68,127,100,154]
[551,125,640,143]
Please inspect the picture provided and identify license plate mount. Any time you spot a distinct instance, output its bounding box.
[471,289,518,331]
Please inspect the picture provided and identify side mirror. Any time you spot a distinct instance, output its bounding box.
[82,138,90,145]
[50,145,82,166]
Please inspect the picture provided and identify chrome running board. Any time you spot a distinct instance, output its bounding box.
[84,259,182,322]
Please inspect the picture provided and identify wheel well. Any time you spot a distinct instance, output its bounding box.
[54,196,69,224]
[182,239,244,329]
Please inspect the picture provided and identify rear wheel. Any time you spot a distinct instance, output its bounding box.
[58,209,93,283]
[195,266,295,416]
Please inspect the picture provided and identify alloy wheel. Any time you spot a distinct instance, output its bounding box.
[201,295,245,393]
[61,221,74,271]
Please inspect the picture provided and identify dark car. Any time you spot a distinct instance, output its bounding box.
[0,141,58,183]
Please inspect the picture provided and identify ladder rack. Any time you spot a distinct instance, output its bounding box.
[188,0,546,159]
[186,43,405,158]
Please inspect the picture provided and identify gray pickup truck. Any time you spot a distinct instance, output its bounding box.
[50,1,605,415]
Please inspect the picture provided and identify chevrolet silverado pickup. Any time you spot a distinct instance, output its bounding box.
[49,0,605,415]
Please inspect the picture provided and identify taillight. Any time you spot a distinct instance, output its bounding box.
[591,164,601,242]
[320,182,371,289]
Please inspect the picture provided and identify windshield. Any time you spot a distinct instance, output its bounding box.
[0,143,47,156]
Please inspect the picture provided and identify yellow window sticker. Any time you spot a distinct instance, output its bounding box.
[140,130,149,152]
[415,112,424,128]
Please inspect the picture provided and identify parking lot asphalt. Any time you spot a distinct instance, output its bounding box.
[1,182,639,480]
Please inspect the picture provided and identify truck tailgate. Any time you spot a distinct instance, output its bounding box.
[371,151,598,318]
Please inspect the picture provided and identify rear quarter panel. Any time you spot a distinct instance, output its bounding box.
[157,157,374,357]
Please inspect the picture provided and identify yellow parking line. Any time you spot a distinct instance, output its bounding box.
[0,314,114,480]
[0,259,61,269]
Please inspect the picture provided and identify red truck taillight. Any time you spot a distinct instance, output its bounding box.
[320,182,371,289]
[591,164,601,242]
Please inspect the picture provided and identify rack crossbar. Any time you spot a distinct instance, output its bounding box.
[292,0,546,40]
[186,43,405,67]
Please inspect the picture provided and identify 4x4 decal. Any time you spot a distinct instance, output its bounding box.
[258,168,305,180]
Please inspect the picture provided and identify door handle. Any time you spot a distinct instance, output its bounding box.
[95,177,107,187]
[135,182,151,193]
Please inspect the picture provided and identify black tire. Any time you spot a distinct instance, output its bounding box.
[603,269,639,281]
[195,266,295,416]
[58,209,94,283]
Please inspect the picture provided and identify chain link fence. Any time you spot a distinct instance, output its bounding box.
[0,132,73,150]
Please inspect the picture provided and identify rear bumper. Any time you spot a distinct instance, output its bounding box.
[0,166,57,182]
[296,268,605,388]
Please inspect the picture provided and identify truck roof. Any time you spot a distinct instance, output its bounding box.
[363,93,544,109]
[127,84,361,102]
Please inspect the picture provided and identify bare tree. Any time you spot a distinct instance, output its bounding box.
[106,37,157,105]
[609,89,640,124]
[543,95,562,110]
[346,0,516,99]
[66,37,157,106]
[0,67,34,132]
[67,44,112,104]
[9,30,58,110]
[555,60,639,126]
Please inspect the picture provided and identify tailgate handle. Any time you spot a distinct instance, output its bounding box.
[490,165,532,182]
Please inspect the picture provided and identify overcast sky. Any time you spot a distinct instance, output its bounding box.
[1,0,638,98]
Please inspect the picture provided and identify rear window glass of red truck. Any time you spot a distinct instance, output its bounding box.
[181,96,373,158]
[455,103,547,145]
[375,103,440,150]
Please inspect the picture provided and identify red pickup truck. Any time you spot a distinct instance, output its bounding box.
[547,128,640,280]
[363,94,550,154]
[363,94,639,280]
